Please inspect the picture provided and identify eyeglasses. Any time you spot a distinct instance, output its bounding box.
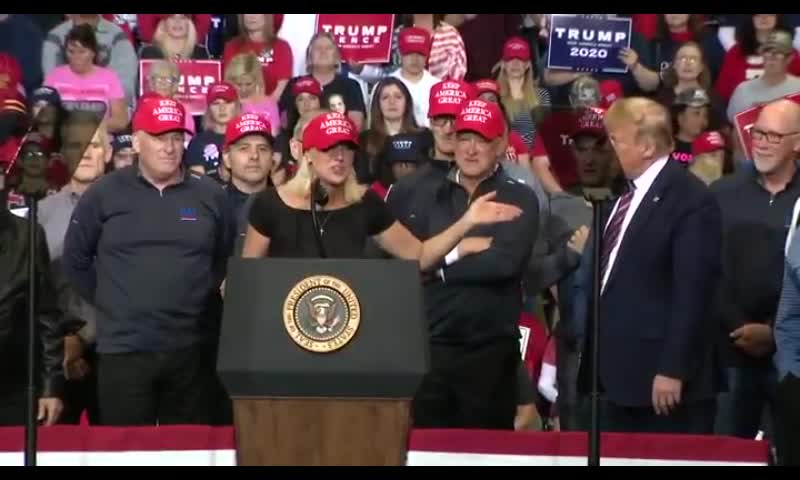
[751,127,800,144]
[151,76,179,85]
[675,56,700,64]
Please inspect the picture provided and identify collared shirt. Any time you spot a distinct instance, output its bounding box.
[38,185,81,260]
[601,156,669,291]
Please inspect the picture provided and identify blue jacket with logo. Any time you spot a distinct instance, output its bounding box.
[62,166,234,354]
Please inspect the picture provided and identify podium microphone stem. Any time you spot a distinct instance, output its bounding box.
[588,199,603,467]
[24,196,38,467]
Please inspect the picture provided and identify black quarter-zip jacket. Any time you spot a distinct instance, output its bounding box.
[388,162,540,346]
[711,164,800,367]
[62,166,234,354]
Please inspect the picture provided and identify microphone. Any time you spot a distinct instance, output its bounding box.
[312,178,329,208]
[310,178,328,258]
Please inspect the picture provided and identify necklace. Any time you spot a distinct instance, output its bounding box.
[318,210,334,235]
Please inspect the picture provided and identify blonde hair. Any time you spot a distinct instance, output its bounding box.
[153,15,198,59]
[604,97,674,154]
[224,53,265,94]
[496,61,541,118]
[284,110,365,204]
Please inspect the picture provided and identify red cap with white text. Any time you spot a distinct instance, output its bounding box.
[224,113,273,149]
[502,36,531,62]
[207,81,238,104]
[131,95,191,135]
[692,131,726,156]
[399,27,432,57]
[455,99,505,141]
[302,112,359,151]
[428,80,475,118]
[292,76,322,98]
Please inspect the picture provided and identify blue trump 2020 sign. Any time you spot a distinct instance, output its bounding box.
[546,15,632,74]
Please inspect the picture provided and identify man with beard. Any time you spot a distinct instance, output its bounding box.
[738,99,800,464]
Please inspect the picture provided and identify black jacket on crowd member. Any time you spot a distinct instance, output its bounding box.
[710,166,800,369]
[389,163,539,346]
[0,206,68,403]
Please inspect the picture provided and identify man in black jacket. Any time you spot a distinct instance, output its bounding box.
[400,99,540,429]
[0,165,65,426]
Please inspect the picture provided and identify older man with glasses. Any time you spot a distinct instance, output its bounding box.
[712,99,800,452]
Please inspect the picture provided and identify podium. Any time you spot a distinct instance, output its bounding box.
[217,258,430,466]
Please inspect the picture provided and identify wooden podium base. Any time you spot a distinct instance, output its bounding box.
[232,397,411,466]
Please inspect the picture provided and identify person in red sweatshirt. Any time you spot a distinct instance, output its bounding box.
[222,15,292,102]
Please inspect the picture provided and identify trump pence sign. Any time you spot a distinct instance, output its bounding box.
[315,14,395,64]
[139,60,222,116]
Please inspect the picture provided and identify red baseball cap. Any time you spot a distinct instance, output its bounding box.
[224,113,273,149]
[292,76,322,98]
[0,88,26,115]
[302,112,359,152]
[398,27,432,57]
[0,53,21,92]
[692,131,726,156]
[455,99,505,141]
[502,37,531,62]
[207,81,237,104]
[599,80,623,109]
[429,80,475,118]
[473,79,500,97]
[131,95,191,135]
[572,107,607,138]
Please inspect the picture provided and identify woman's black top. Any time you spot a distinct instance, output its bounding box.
[248,187,395,258]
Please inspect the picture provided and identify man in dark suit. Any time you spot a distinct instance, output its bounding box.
[572,97,723,433]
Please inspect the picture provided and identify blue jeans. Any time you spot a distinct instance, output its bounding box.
[715,364,780,441]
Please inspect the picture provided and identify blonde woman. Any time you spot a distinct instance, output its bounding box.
[496,36,551,150]
[224,53,280,137]
[139,14,210,60]
[144,60,196,137]
[222,14,293,101]
[242,111,521,263]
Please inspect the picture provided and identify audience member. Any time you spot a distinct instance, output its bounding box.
[42,14,138,105]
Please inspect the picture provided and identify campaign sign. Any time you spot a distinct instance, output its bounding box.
[734,91,800,160]
[547,15,632,74]
[139,60,222,115]
[316,14,395,64]
[734,104,761,162]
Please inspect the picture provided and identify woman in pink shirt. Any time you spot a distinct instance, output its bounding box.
[43,24,128,132]
[223,52,280,137]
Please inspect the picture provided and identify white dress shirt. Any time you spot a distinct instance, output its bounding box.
[601,156,669,293]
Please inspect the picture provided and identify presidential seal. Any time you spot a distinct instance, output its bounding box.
[283,275,361,353]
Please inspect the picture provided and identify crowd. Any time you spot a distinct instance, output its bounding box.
[1,13,800,465]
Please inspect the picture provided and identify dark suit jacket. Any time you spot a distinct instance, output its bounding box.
[573,159,723,407]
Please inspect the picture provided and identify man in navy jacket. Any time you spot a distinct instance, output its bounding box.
[571,97,722,433]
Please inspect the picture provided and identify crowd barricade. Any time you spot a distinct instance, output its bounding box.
[0,425,770,466]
